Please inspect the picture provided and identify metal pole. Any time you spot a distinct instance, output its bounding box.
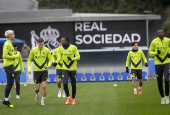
[146,19,149,81]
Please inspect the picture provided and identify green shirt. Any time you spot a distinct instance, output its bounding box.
[14,51,25,73]
[52,47,63,70]
[56,44,80,71]
[126,49,147,69]
[149,37,170,65]
[28,46,52,72]
[3,39,19,67]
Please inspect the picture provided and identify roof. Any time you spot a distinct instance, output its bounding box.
[0,9,161,24]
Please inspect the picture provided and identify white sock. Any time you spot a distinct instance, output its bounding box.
[165,96,169,98]
[5,97,9,101]
[41,96,45,102]
[72,98,75,100]
[68,96,70,98]
[59,88,62,91]
[36,93,39,96]
[138,86,141,89]
[134,88,137,92]
[162,97,165,99]
[63,90,65,93]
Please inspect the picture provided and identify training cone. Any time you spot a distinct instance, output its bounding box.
[24,84,27,86]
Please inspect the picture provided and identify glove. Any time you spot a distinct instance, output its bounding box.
[22,71,25,74]
[126,67,130,73]
[167,54,170,58]
[67,57,72,61]
[53,62,57,67]
[144,63,148,67]
[157,50,161,54]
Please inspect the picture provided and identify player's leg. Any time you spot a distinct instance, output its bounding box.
[163,63,170,104]
[56,69,62,97]
[34,71,40,103]
[155,65,164,104]
[131,69,137,94]
[137,70,143,94]
[15,70,21,99]
[3,65,15,107]
[41,70,48,105]
[69,70,76,105]
[63,70,71,105]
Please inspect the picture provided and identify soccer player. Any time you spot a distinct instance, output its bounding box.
[28,38,52,105]
[149,29,170,104]
[52,40,65,98]
[13,43,25,99]
[126,42,148,95]
[56,37,80,105]
[3,30,20,107]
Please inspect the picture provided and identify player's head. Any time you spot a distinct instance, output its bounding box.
[13,43,17,51]
[23,43,27,47]
[132,42,139,50]
[61,37,69,46]
[59,39,62,47]
[157,29,164,38]
[37,38,44,49]
[4,30,15,40]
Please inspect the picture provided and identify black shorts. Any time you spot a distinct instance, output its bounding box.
[56,69,63,79]
[62,70,76,84]
[34,70,48,84]
[131,69,142,79]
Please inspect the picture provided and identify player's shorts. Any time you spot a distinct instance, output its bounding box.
[131,69,142,79]
[62,70,76,84]
[56,69,63,79]
[33,70,48,84]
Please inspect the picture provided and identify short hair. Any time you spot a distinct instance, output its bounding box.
[23,42,27,45]
[132,42,139,46]
[4,30,14,38]
[37,38,44,43]
[62,36,69,42]
[157,29,164,33]
[13,43,17,47]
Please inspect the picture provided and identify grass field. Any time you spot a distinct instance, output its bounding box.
[0,80,170,115]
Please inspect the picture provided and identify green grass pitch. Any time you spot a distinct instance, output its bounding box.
[0,80,170,115]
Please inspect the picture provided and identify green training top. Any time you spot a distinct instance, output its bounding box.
[126,49,147,69]
[3,39,19,67]
[149,37,170,65]
[14,51,25,73]
[28,46,52,72]
[56,44,80,71]
[52,47,63,70]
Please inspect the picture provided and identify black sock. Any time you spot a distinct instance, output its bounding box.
[165,81,169,96]
[157,81,164,97]
[64,84,69,97]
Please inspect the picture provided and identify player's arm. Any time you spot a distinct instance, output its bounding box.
[71,46,80,61]
[141,51,148,67]
[27,49,34,73]
[52,51,56,63]
[126,52,131,67]
[47,49,52,68]
[2,44,19,59]
[149,41,158,55]
[56,48,62,63]
[141,51,147,63]
[18,52,25,74]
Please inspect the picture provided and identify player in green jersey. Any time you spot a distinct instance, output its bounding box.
[28,38,52,106]
[13,43,25,99]
[2,30,20,108]
[52,40,65,98]
[126,42,148,95]
[56,37,80,105]
[149,29,170,104]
